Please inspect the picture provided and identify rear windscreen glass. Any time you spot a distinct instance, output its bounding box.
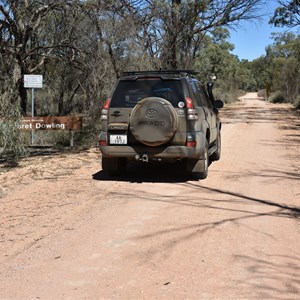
[110,79,184,107]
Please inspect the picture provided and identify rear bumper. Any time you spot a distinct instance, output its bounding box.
[99,134,206,160]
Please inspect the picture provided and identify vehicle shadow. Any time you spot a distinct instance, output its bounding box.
[92,161,191,183]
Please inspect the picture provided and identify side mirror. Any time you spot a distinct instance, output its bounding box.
[214,100,224,109]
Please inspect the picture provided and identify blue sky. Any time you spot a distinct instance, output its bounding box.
[228,1,290,61]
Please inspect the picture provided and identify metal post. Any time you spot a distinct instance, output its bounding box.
[31,88,35,145]
[70,130,74,147]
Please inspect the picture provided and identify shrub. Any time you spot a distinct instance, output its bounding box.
[213,88,244,104]
[294,96,300,110]
[269,91,286,103]
[257,89,267,99]
[0,83,29,160]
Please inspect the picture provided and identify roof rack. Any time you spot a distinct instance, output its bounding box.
[121,70,199,77]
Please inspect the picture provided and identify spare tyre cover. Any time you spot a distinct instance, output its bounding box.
[130,97,178,146]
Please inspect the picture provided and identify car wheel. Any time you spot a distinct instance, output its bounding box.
[102,157,127,176]
[210,130,221,161]
[130,97,178,146]
[186,141,209,180]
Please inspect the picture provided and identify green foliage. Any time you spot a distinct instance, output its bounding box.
[194,29,254,103]
[270,0,300,29]
[247,32,300,105]
[0,83,29,160]
[257,89,267,99]
[1,0,299,154]
[294,96,300,110]
[270,91,287,103]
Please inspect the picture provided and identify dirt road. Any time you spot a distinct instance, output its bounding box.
[0,93,299,299]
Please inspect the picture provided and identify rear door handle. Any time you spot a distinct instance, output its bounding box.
[111,111,122,117]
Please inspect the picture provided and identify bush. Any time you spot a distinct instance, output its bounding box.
[0,83,29,160]
[294,96,300,110]
[213,88,245,104]
[270,91,287,103]
[257,89,267,99]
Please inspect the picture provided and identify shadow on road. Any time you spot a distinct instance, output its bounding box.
[185,182,300,219]
[122,181,300,298]
[221,102,300,126]
[213,167,300,183]
[92,161,192,183]
[121,180,300,299]
[234,253,300,299]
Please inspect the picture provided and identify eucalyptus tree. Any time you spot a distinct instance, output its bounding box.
[194,28,253,102]
[0,0,82,114]
[270,0,300,29]
[265,32,300,102]
[121,0,266,69]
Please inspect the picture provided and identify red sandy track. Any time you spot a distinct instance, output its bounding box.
[0,93,299,299]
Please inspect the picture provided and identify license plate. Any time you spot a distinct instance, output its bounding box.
[110,134,127,144]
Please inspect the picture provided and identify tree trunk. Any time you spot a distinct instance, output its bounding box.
[12,63,27,115]
[162,0,181,69]
[19,82,27,115]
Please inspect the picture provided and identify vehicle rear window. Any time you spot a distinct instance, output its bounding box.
[110,79,184,108]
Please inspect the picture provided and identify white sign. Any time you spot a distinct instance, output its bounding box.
[24,75,43,88]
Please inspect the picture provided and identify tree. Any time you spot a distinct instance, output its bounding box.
[194,28,253,103]
[263,32,300,101]
[270,0,300,29]
[250,56,271,92]
[0,0,81,114]
[120,0,266,69]
[0,54,28,159]
[1,0,281,154]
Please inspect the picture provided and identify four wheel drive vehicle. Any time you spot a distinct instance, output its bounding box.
[98,70,223,179]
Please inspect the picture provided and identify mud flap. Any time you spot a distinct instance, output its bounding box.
[186,141,209,179]
[102,157,127,176]
[186,159,206,179]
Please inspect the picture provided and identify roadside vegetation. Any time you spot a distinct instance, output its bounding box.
[0,0,299,158]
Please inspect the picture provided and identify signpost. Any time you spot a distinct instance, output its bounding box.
[20,116,82,131]
[24,75,43,89]
[24,75,43,144]
[20,116,83,147]
[23,75,83,147]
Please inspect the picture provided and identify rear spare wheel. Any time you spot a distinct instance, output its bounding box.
[129,97,178,146]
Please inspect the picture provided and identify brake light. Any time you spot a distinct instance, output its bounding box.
[103,98,111,109]
[99,140,107,146]
[185,97,193,109]
[185,97,198,120]
[101,98,111,120]
[186,141,197,147]
[137,77,161,81]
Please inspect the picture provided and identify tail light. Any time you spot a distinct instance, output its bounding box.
[185,97,193,109]
[185,97,198,120]
[101,98,111,120]
[103,98,111,109]
[186,141,197,147]
[186,132,197,147]
[99,140,107,146]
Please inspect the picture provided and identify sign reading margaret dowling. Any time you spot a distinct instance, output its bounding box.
[20,116,82,131]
